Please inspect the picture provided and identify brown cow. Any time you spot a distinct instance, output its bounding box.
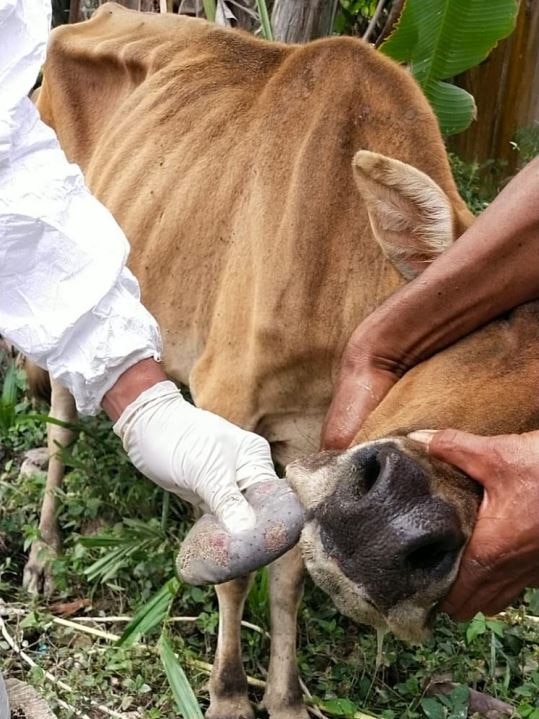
[24,4,539,717]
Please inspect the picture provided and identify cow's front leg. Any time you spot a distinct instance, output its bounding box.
[207,575,255,719]
[23,381,77,596]
[263,545,308,719]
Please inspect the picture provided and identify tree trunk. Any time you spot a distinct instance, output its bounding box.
[271,0,338,43]
[52,0,70,26]
[69,0,140,22]
[4,678,56,719]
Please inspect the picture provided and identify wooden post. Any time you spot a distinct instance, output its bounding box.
[449,0,539,176]
[68,0,81,22]
[271,0,339,43]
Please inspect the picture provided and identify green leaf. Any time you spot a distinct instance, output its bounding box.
[424,80,476,135]
[25,413,83,432]
[380,0,518,134]
[320,697,359,716]
[158,632,204,719]
[466,612,486,644]
[118,576,179,647]
[313,696,378,719]
[447,684,469,719]
[486,618,506,638]
[79,535,128,548]
[525,587,539,615]
[1,362,17,408]
[0,361,18,434]
[20,611,43,629]
[202,0,215,21]
[420,697,446,719]
[255,0,273,40]
[84,541,147,582]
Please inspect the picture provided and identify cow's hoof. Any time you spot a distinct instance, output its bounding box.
[262,693,309,719]
[23,540,57,596]
[19,447,49,479]
[205,696,254,719]
[264,705,309,719]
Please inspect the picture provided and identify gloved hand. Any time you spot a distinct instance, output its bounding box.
[113,380,278,533]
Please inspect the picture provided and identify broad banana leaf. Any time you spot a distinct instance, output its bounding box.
[380,0,518,135]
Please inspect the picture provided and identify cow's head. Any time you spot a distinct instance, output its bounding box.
[287,151,539,642]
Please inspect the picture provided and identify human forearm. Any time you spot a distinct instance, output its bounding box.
[323,157,539,449]
[102,358,167,420]
[353,156,539,372]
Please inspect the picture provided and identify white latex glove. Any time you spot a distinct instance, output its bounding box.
[113,381,278,533]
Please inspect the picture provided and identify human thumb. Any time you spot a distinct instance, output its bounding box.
[408,428,493,486]
[208,484,257,534]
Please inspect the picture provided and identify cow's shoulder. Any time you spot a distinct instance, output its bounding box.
[47,3,211,66]
[38,3,288,164]
[46,3,286,81]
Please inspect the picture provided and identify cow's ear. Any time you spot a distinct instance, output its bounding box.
[353,150,456,280]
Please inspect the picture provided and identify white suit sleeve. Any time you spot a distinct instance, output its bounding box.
[0,0,162,415]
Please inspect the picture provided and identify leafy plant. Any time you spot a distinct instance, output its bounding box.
[118,576,179,647]
[246,565,269,625]
[512,124,539,166]
[421,684,469,719]
[448,152,503,215]
[80,518,171,584]
[334,0,389,37]
[159,632,204,719]
[0,360,18,436]
[255,0,273,40]
[380,0,518,135]
[201,0,273,38]
[202,0,216,21]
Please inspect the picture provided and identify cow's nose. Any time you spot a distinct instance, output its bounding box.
[394,526,464,576]
[317,443,466,607]
[361,445,465,568]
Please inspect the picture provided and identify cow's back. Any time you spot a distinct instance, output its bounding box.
[38,4,469,455]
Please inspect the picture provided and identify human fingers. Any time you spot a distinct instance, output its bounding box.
[235,431,280,491]
[444,564,529,620]
[441,516,536,619]
[322,368,397,449]
[194,465,257,533]
[408,428,498,487]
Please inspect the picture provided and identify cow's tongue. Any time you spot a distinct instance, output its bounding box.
[176,479,305,585]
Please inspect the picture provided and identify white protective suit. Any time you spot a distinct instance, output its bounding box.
[0,0,161,415]
[0,0,280,533]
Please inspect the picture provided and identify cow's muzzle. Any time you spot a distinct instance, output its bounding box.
[286,439,468,641]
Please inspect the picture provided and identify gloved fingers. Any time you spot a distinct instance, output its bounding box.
[167,485,202,508]
[196,473,257,534]
[235,431,279,491]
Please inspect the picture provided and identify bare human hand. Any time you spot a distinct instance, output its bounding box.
[320,331,410,449]
[322,158,539,450]
[409,428,539,620]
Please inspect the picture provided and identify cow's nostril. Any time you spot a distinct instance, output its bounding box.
[363,453,381,492]
[407,541,450,570]
[405,534,463,574]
